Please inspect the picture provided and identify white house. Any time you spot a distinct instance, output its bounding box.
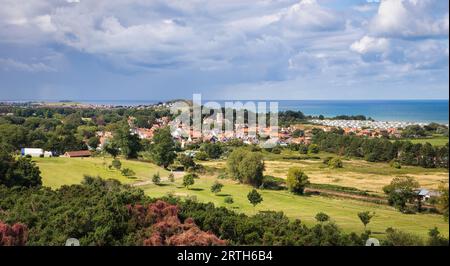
[21,148,53,157]
[21,148,44,157]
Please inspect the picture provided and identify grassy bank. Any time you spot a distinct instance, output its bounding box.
[34,157,170,189]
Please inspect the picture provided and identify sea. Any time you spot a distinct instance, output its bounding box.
[77,99,449,124]
[3,99,449,124]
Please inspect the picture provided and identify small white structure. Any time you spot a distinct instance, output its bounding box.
[21,148,44,157]
[416,189,440,201]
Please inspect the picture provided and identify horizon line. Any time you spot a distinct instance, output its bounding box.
[1,98,449,102]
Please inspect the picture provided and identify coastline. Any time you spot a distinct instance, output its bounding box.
[1,99,449,125]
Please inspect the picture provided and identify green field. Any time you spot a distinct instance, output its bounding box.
[396,135,449,147]
[34,156,449,240]
[34,157,170,189]
[141,175,449,239]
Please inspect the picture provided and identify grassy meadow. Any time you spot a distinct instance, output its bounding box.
[141,174,448,239]
[202,150,448,195]
[33,157,170,189]
[33,153,449,239]
[395,134,449,147]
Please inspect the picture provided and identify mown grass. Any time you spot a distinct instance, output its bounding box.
[34,157,170,189]
[142,175,449,239]
[395,135,449,147]
[33,155,449,240]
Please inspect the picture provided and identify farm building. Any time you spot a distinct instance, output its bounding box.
[416,189,441,201]
[63,150,92,158]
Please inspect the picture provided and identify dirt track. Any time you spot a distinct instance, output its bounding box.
[305,188,388,204]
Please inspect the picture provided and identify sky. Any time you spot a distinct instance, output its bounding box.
[0,0,448,101]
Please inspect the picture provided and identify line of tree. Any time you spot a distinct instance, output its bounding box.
[0,105,171,155]
[312,130,448,168]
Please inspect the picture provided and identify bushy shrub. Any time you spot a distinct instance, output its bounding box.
[195,151,208,161]
[271,146,282,154]
[328,158,343,169]
[308,144,319,154]
[168,172,175,182]
[152,172,161,185]
[224,196,234,204]
[121,168,135,177]
[111,159,122,170]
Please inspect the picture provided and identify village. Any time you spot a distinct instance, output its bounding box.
[18,112,441,159]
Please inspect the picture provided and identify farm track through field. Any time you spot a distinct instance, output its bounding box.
[304,188,388,204]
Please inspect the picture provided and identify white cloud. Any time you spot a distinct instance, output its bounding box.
[350,35,389,54]
[0,0,448,99]
[34,15,56,32]
[370,0,449,38]
[280,0,344,32]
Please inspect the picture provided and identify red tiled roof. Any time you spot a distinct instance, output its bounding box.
[64,150,92,157]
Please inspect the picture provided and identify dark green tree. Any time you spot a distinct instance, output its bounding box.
[87,136,100,149]
[383,176,419,212]
[227,148,248,181]
[182,174,195,189]
[247,189,263,207]
[201,142,223,159]
[286,167,310,194]
[357,211,375,231]
[0,152,42,188]
[437,181,449,221]
[178,154,196,170]
[315,212,330,223]
[113,124,141,159]
[104,142,120,158]
[210,181,224,194]
[150,127,176,168]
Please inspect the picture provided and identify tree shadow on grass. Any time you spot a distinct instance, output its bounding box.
[216,193,231,197]
[189,188,204,191]
[156,183,170,187]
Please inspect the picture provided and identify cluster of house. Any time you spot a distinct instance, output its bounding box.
[122,115,312,149]
[311,119,407,138]
[89,114,315,149]
[128,116,171,140]
[167,115,314,147]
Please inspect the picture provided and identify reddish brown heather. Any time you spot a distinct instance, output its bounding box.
[0,221,28,246]
[127,200,226,246]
